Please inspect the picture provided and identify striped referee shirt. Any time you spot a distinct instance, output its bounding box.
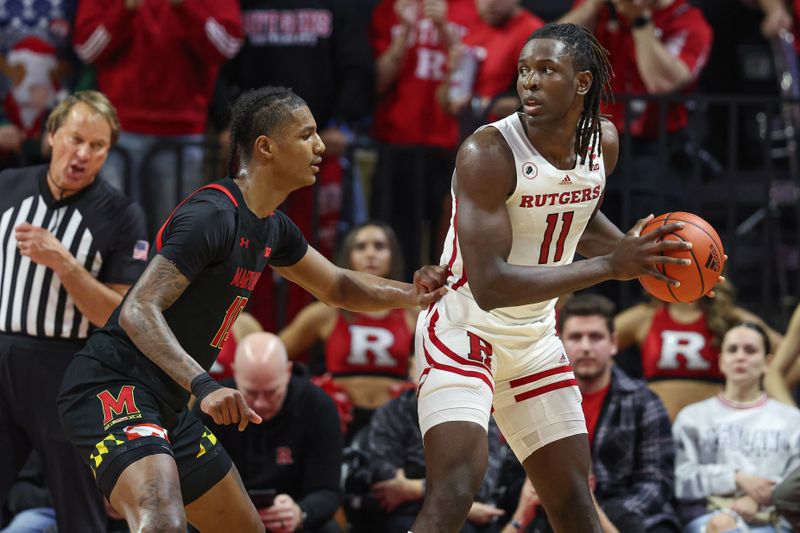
[0,165,147,340]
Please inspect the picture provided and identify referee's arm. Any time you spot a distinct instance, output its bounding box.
[15,222,129,327]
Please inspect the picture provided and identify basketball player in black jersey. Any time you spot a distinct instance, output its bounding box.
[57,87,448,532]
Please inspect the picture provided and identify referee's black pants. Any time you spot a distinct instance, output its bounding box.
[0,333,106,532]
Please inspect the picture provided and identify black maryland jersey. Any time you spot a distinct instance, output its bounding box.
[79,178,308,408]
[0,165,147,339]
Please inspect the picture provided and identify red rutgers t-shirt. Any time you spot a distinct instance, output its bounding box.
[641,306,723,382]
[464,9,544,100]
[369,0,477,149]
[574,0,713,137]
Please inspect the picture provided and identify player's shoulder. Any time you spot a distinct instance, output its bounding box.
[171,186,238,228]
[598,118,619,172]
[189,185,239,211]
[456,125,518,199]
[599,118,618,149]
[458,126,513,167]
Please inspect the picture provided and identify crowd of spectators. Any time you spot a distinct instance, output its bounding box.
[3,0,800,532]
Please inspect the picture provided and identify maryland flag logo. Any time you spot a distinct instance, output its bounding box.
[196,427,219,458]
[89,433,125,475]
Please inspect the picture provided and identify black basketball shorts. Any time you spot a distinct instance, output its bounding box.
[57,354,232,504]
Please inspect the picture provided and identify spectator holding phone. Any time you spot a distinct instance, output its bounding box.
[193,332,343,532]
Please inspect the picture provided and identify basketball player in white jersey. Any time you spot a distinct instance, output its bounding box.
[412,23,692,533]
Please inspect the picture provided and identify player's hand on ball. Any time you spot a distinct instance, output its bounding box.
[200,387,262,431]
[607,215,692,284]
[412,265,448,306]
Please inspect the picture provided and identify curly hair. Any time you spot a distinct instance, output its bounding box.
[526,23,613,164]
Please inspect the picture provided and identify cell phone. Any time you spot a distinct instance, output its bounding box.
[248,488,277,508]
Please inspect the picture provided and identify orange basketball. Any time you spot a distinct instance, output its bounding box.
[639,212,725,303]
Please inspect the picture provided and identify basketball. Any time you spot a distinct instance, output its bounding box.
[639,212,725,303]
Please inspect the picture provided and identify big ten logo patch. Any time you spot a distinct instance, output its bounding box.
[587,147,600,171]
[97,385,141,430]
[467,331,493,368]
[522,162,538,179]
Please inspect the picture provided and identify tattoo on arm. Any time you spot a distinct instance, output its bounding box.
[119,255,204,391]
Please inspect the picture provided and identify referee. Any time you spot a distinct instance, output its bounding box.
[0,91,147,531]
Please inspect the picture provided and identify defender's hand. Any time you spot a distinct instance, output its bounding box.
[200,387,262,431]
[412,265,448,307]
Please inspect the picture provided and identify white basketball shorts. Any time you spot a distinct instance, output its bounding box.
[415,294,587,462]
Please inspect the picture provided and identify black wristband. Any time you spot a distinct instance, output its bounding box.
[190,372,223,405]
[632,15,652,29]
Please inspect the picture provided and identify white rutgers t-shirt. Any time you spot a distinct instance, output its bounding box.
[439,113,606,330]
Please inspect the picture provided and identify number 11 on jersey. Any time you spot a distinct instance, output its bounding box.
[538,211,574,264]
[210,296,249,348]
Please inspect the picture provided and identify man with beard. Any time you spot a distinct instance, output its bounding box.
[558,293,678,533]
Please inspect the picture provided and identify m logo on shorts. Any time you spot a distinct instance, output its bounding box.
[97,386,141,429]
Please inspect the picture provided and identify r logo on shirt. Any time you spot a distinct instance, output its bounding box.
[276,446,293,465]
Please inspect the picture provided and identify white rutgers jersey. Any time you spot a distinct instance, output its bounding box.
[440,112,606,328]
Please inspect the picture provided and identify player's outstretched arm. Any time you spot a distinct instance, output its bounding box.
[273,246,447,312]
[456,128,692,311]
[119,255,260,430]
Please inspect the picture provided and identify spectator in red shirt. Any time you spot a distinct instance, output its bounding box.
[73,0,243,236]
[560,0,713,227]
[437,0,544,139]
[368,0,476,278]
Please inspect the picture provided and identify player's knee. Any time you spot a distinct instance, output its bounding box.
[132,494,186,533]
[136,511,186,533]
[706,512,737,533]
[427,481,476,516]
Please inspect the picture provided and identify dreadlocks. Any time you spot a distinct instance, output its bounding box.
[526,23,613,165]
[226,86,308,177]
